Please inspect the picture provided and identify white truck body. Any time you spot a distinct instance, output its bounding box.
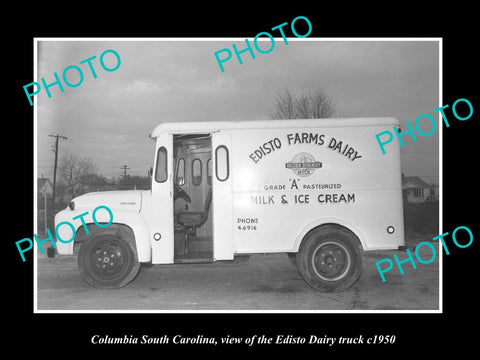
[54,118,404,291]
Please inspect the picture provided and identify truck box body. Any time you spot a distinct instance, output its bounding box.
[149,117,404,261]
[228,120,403,253]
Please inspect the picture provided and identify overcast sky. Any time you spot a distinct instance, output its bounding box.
[36,39,440,184]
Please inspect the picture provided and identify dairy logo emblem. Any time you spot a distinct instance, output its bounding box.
[285,152,322,177]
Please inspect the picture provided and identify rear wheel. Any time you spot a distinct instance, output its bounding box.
[78,234,140,289]
[297,225,362,292]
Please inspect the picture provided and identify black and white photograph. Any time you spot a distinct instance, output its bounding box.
[33,38,441,312]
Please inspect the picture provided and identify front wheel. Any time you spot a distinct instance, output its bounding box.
[297,225,362,293]
[78,234,141,289]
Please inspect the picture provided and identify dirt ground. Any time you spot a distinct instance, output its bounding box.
[35,237,440,311]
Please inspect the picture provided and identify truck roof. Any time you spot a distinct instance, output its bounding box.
[150,117,399,138]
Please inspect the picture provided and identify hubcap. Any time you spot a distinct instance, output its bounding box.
[92,243,127,278]
[311,241,351,281]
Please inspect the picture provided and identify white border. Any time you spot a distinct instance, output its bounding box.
[33,37,442,314]
[33,39,39,311]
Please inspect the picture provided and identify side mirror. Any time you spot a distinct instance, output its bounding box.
[148,167,153,179]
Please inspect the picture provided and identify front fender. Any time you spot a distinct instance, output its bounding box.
[54,208,151,262]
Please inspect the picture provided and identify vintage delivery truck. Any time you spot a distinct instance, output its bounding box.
[54,118,404,292]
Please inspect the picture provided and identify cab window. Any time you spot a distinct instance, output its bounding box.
[192,158,202,186]
[155,147,168,183]
[215,145,229,181]
[207,158,212,185]
[176,158,185,185]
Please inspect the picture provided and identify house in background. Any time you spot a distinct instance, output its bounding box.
[37,179,72,209]
[96,184,117,192]
[38,177,53,196]
[37,177,53,208]
[54,185,74,206]
[402,175,439,203]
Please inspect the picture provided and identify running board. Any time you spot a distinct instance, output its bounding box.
[174,258,213,264]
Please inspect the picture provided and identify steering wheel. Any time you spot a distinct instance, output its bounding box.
[174,184,191,202]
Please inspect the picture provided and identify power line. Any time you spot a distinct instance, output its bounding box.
[121,165,130,178]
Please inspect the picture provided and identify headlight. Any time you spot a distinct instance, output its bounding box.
[68,201,75,210]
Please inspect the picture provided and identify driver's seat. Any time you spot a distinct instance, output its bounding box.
[177,187,213,251]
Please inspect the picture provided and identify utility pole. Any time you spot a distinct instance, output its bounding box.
[121,165,130,178]
[49,134,67,214]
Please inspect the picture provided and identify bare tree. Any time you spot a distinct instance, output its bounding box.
[58,153,97,197]
[270,88,338,119]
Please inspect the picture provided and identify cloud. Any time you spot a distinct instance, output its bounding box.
[190,76,237,95]
[109,79,167,98]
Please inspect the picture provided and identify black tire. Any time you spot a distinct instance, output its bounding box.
[78,234,141,289]
[297,225,362,292]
